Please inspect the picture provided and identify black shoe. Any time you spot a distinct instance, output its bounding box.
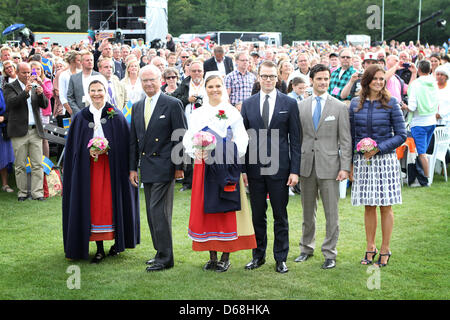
[33,197,46,201]
[18,197,28,202]
[108,245,119,256]
[179,186,191,192]
[215,260,230,273]
[202,260,217,271]
[322,259,336,269]
[145,258,156,265]
[294,253,313,263]
[276,261,289,273]
[146,263,173,272]
[374,251,392,268]
[361,248,378,265]
[91,252,106,264]
[244,258,265,270]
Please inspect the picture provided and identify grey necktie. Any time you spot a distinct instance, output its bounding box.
[262,94,270,128]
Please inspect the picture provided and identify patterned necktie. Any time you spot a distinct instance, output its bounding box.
[313,96,322,131]
[108,81,117,107]
[262,94,270,129]
[144,97,153,129]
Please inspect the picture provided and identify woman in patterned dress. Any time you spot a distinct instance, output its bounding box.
[349,65,407,267]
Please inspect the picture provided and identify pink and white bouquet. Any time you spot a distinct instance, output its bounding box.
[87,137,110,162]
[192,131,216,151]
[356,137,378,165]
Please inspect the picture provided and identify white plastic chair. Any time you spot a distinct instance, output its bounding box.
[427,127,450,185]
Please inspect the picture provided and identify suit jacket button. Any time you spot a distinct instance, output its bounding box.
[142,152,145,155]
[155,138,159,142]
[153,152,157,156]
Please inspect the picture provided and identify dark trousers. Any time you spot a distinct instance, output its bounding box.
[143,180,175,267]
[248,176,289,262]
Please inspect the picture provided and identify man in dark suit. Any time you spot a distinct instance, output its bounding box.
[3,62,48,201]
[129,65,187,272]
[203,46,234,77]
[241,60,301,273]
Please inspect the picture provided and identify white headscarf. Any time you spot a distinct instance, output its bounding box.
[87,75,109,139]
[85,75,109,107]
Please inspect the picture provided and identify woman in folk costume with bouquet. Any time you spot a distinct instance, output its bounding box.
[183,74,256,272]
[349,65,406,267]
[63,75,140,263]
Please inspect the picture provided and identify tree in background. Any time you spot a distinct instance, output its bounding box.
[0,0,447,46]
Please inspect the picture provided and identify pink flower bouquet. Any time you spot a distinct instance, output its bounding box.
[87,137,110,162]
[192,131,216,151]
[356,137,378,165]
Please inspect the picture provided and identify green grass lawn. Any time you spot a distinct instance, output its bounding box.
[0,174,449,300]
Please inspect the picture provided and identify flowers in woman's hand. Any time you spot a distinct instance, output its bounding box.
[356,137,378,165]
[87,137,110,162]
[107,107,117,119]
[216,110,228,120]
[192,131,216,151]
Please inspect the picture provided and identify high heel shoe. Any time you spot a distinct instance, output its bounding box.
[360,248,378,265]
[375,251,391,267]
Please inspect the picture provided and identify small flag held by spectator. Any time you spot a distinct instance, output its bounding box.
[26,156,54,175]
[62,118,71,129]
[122,101,132,123]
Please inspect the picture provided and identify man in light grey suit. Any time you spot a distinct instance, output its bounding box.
[296,64,352,269]
[67,50,99,116]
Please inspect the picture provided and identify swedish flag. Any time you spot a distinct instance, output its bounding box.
[25,156,54,175]
[41,156,54,175]
[122,101,132,123]
[26,157,31,174]
[63,118,71,129]
[41,58,53,79]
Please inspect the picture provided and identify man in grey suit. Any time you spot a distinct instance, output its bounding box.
[66,50,99,116]
[129,65,187,272]
[296,64,352,269]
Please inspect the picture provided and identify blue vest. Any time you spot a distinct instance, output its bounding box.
[202,126,242,214]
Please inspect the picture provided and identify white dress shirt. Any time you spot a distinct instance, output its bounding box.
[312,92,328,118]
[18,80,35,126]
[145,90,161,119]
[259,89,277,126]
[58,69,82,111]
[215,58,226,77]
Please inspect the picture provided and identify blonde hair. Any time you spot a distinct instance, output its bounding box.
[30,61,46,81]
[122,59,141,83]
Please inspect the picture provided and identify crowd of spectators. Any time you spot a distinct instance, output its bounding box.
[0,33,449,196]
